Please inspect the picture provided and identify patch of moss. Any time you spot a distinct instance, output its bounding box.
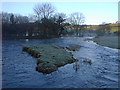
[22,44,76,74]
[36,62,57,74]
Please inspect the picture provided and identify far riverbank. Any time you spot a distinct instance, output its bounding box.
[92,36,120,49]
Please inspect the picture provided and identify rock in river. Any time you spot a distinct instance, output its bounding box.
[66,44,81,51]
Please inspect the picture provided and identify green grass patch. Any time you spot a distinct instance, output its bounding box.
[93,36,120,49]
[22,44,77,74]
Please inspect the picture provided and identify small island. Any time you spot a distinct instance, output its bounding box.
[23,44,77,74]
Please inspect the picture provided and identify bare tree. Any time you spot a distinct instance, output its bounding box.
[2,12,12,24]
[2,12,29,24]
[68,12,85,36]
[54,13,66,20]
[34,3,55,20]
[14,15,29,24]
[69,12,85,25]
[28,14,37,23]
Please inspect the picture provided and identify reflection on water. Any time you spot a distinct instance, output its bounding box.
[2,37,119,88]
[25,39,29,42]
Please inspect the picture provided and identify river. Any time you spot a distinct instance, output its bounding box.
[2,37,119,88]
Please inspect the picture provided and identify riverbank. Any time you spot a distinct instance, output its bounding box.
[2,35,60,40]
[92,36,119,49]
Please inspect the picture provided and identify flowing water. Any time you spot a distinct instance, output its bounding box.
[2,37,119,88]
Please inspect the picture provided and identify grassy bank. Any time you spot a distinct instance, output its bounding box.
[92,36,120,49]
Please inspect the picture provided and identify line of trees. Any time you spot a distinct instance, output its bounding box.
[2,2,85,39]
[2,12,29,24]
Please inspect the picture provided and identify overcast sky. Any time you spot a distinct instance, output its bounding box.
[1,1,118,25]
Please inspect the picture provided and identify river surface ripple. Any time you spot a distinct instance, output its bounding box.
[2,37,119,88]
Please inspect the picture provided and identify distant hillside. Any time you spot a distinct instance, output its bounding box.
[65,23,119,32]
[85,23,119,31]
[108,23,119,31]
